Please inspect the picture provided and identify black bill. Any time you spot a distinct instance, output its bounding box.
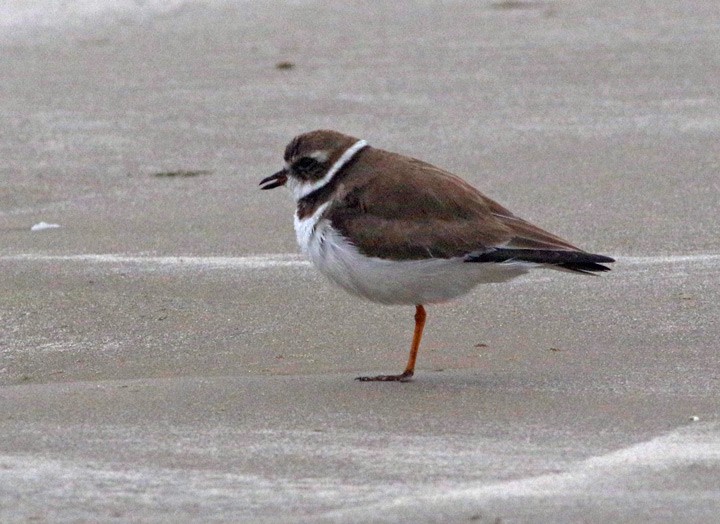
[259,169,288,190]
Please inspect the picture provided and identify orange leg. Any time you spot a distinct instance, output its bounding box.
[356,305,426,382]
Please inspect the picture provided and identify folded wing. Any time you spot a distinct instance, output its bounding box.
[327,151,614,272]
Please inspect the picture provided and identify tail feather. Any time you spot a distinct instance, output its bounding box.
[465,248,614,274]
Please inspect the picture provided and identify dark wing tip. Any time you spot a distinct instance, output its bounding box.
[558,261,613,274]
[589,254,615,264]
[465,248,614,273]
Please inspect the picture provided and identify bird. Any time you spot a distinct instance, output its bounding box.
[260,130,614,382]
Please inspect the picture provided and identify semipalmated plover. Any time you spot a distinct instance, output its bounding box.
[260,130,614,382]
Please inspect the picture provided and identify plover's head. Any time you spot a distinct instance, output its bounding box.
[260,130,367,201]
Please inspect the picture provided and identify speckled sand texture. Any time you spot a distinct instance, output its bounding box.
[1,1,719,522]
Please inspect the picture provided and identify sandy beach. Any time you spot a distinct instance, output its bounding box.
[1,1,719,521]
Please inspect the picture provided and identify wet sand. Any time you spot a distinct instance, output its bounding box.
[1,1,719,522]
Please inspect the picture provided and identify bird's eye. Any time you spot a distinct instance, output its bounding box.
[292,157,320,174]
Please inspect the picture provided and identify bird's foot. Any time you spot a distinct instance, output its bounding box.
[355,371,414,382]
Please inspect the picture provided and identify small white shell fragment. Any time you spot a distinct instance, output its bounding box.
[30,222,61,231]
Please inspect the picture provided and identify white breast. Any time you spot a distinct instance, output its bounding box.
[294,202,330,258]
[294,206,533,305]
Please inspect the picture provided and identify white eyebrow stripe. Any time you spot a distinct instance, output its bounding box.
[293,139,368,200]
[309,150,329,162]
